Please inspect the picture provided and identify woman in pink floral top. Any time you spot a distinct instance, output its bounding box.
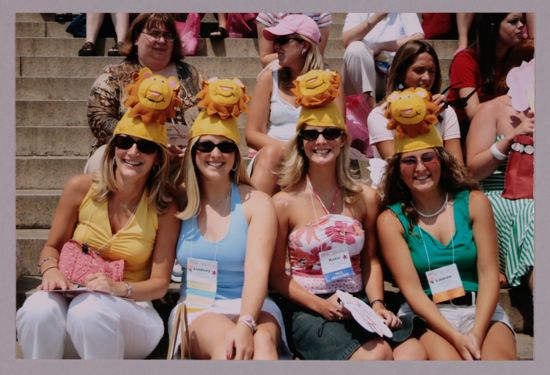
[268,69,427,360]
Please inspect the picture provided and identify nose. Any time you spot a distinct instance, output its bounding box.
[209,146,223,157]
[127,143,140,155]
[315,134,328,144]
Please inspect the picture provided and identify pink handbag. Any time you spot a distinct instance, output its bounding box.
[175,13,201,56]
[345,94,374,157]
[58,240,124,286]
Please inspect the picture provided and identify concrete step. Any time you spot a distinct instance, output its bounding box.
[16,126,94,156]
[16,189,61,229]
[15,76,260,101]
[16,37,349,58]
[16,99,250,128]
[18,56,346,78]
[16,157,86,190]
[16,13,53,22]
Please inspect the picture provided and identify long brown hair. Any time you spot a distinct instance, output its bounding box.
[380,147,478,232]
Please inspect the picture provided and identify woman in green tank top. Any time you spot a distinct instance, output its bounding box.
[376,91,516,360]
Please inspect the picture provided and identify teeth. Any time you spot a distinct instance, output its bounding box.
[124,160,142,166]
[313,149,330,155]
[415,175,430,181]
[207,161,223,168]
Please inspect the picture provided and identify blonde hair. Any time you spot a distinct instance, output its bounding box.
[279,35,325,88]
[91,135,173,214]
[178,137,250,220]
[277,132,362,203]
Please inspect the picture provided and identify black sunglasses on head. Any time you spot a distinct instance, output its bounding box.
[114,135,159,154]
[446,87,478,109]
[300,128,344,141]
[194,140,238,154]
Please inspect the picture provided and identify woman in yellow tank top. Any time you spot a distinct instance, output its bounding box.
[16,69,181,359]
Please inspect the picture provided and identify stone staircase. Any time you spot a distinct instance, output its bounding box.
[15,13,532,359]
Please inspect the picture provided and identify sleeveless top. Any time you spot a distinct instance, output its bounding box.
[266,69,301,141]
[177,183,249,300]
[388,190,479,294]
[72,184,158,282]
[287,179,365,294]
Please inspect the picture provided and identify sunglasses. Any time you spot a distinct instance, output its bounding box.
[446,87,478,109]
[400,152,438,167]
[142,30,175,42]
[194,140,238,154]
[273,36,301,46]
[300,128,344,141]
[114,135,159,154]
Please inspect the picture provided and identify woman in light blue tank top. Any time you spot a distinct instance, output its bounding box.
[168,78,289,360]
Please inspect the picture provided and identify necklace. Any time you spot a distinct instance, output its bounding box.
[411,193,448,218]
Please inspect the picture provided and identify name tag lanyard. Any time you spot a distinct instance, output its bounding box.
[416,205,456,271]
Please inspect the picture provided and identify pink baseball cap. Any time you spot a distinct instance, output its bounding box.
[263,14,321,44]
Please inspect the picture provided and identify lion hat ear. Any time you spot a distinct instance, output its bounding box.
[190,77,250,145]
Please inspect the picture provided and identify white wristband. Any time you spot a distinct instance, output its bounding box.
[490,143,507,160]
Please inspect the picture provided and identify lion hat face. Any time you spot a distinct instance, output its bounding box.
[190,77,250,144]
[384,87,442,153]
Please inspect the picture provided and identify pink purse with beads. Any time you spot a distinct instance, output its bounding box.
[58,240,124,286]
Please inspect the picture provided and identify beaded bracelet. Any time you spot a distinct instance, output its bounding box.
[370,299,386,308]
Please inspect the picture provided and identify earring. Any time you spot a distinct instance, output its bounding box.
[301,49,307,56]
[231,162,238,172]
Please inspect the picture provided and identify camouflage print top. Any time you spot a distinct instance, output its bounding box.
[87,59,203,154]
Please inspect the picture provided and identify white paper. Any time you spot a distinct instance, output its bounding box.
[336,290,393,338]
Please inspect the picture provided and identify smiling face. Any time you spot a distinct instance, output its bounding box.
[499,13,526,47]
[399,149,441,194]
[137,73,179,110]
[114,135,159,182]
[136,23,174,71]
[300,125,344,166]
[404,53,436,91]
[387,88,430,125]
[193,135,237,182]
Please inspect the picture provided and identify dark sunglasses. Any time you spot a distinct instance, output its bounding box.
[273,36,301,46]
[446,87,478,109]
[114,135,159,154]
[400,152,438,166]
[300,128,344,141]
[194,140,238,154]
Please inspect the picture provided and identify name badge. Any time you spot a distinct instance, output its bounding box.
[425,263,465,303]
[319,248,354,283]
[185,258,217,308]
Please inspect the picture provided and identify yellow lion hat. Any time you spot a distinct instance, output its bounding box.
[189,77,250,144]
[292,69,346,132]
[114,68,181,146]
[384,87,441,153]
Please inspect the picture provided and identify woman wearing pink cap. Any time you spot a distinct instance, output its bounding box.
[245,14,344,195]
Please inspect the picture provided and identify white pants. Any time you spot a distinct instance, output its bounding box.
[343,41,386,99]
[16,291,164,359]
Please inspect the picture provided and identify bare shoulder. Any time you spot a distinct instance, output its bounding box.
[238,184,274,210]
[377,208,401,228]
[256,68,274,87]
[64,174,94,195]
[468,190,492,211]
[271,189,297,211]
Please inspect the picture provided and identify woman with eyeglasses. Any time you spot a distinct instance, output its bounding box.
[269,70,426,360]
[169,78,288,360]
[86,13,204,197]
[376,109,516,359]
[447,13,527,141]
[16,73,181,359]
[466,41,534,333]
[245,14,344,196]
[367,40,463,164]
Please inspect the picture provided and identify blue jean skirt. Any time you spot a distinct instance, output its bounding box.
[277,292,422,360]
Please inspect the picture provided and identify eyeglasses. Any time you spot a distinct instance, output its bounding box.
[114,135,159,154]
[273,36,301,46]
[142,30,175,42]
[400,152,438,167]
[194,140,238,154]
[300,128,344,141]
[446,87,478,109]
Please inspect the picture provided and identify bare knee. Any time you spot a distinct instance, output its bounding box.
[392,338,428,360]
[351,338,393,360]
[255,145,284,170]
[253,329,278,358]
[344,41,372,61]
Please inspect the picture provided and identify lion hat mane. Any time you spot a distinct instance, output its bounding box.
[123,67,182,124]
[196,77,250,119]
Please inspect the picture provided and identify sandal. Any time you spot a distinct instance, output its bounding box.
[78,41,96,57]
[209,26,227,40]
[107,42,123,57]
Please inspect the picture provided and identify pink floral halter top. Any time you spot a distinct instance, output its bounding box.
[287,177,365,294]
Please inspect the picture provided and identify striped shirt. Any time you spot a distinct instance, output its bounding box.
[256,13,333,29]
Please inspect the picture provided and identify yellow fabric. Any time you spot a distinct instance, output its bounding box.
[71,186,158,282]
[394,125,443,153]
[190,111,240,144]
[114,112,168,146]
[293,69,346,132]
[190,77,250,144]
